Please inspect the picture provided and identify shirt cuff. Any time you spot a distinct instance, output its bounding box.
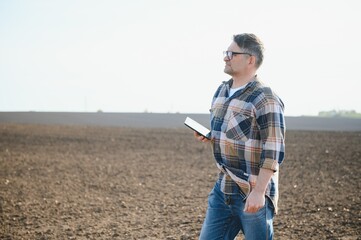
[259,158,279,172]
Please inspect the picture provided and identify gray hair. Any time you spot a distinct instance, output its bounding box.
[233,33,264,68]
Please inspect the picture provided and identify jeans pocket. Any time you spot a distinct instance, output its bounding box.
[242,204,267,220]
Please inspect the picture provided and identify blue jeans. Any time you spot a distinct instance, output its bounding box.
[199,181,274,240]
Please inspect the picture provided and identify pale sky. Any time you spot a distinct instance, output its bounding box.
[1,0,360,116]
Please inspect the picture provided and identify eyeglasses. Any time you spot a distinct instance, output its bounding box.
[223,51,252,60]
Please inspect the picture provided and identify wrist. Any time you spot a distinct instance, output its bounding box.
[253,186,266,195]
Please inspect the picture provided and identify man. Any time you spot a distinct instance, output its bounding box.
[195,33,285,240]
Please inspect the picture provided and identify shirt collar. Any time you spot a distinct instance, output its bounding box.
[225,75,258,91]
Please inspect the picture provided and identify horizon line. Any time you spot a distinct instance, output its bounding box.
[0,110,358,118]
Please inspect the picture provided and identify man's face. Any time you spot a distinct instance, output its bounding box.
[223,41,250,76]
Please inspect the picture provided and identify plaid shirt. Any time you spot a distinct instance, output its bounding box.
[210,77,285,211]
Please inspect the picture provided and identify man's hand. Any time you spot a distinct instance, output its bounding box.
[244,189,265,213]
[193,131,210,143]
[244,168,274,213]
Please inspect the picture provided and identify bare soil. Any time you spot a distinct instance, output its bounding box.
[0,124,360,239]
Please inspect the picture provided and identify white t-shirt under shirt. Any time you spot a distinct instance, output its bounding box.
[229,83,248,98]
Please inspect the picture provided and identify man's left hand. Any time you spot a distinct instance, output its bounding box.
[244,190,265,213]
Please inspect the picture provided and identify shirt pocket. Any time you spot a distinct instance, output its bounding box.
[210,104,227,119]
[226,111,253,142]
[210,105,228,132]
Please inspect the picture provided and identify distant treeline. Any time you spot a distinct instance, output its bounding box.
[318,110,361,118]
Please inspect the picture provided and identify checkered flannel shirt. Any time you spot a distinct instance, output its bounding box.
[210,77,285,211]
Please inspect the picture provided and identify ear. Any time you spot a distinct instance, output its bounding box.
[248,55,256,66]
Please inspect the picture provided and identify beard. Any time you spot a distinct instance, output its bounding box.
[224,65,234,75]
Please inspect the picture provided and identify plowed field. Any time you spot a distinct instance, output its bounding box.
[1,124,360,239]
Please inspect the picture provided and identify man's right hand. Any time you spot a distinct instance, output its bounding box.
[193,131,211,143]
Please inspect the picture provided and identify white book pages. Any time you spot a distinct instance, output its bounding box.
[184,117,211,139]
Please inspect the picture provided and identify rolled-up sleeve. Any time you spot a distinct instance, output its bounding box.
[256,96,286,172]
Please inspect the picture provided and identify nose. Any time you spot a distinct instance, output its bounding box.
[223,52,230,62]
